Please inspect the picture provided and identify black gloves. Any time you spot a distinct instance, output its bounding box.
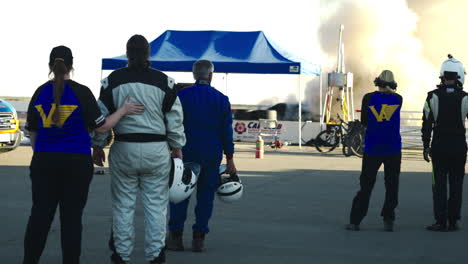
[423,147,432,163]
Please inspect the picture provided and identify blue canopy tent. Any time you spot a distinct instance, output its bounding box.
[102,30,321,146]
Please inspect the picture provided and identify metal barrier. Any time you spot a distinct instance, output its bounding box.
[400,110,468,149]
[400,111,423,149]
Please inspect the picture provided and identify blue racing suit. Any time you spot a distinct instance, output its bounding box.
[169,81,234,233]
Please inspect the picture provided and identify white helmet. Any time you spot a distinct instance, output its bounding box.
[217,164,243,203]
[169,159,199,204]
[440,55,465,85]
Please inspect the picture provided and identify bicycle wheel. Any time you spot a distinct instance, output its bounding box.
[315,129,340,153]
[350,132,364,158]
[341,134,352,157]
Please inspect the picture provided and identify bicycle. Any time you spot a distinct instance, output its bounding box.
[314,115,364,157]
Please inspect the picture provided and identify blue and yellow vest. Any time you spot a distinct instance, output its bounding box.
[32,82,92,155]
[364,92,402,156]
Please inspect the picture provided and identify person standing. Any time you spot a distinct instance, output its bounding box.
[23,46,143,264]
[92,35,185,264]
[166,60,237,252]
[346,70,402,232]
[422,55,467,232]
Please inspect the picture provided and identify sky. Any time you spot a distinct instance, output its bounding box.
[2,0,468,112]
[0,0,322,106]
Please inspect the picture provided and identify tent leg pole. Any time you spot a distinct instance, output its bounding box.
[351,85,355,120]
[298,75,302,149]
[319,72,323,129]
[225,73,228,95]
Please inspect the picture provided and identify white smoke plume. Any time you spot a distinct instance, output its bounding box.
[408,0,468,67]
[318,0,440,111]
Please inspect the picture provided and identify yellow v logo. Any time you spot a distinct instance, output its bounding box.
[35,104,78,127]
[369,104,400,122]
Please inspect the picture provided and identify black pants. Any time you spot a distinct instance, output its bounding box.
[350,153,401,225]
[23,152,93,264]
[431,142,466,225]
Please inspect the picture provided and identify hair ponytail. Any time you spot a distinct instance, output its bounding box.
[51,60,68,125]
[48,45,74,127]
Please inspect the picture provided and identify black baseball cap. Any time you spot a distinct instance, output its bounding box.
[49,45,73,66]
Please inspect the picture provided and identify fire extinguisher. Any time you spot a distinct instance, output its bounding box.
[255,136,264,159]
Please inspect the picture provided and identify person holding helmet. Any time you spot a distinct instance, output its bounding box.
[167,60,237,252]
[422,55,467,232]
[346,70,403,232]
[92,35,185,264]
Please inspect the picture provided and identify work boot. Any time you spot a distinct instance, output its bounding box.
[345,223,360,231]
[110,253,128,264]
[149,249,166,264]
[448,221,460,232]
[426,222,447,232]
[192,231,205,252]
[383,220,394,232]
[166,231,184,251]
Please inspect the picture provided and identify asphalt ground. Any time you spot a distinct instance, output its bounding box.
[1,145,467,264]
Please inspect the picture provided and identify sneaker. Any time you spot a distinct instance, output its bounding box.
[110,253,129,264]
[426,222,447,232]
[345,224,360,231]
[383,220,394,232]
[166,231,184,251]
[448,221,460,232]
[149,249,166,264]
[192,231,205,252]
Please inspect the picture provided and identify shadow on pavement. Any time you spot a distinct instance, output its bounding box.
[1,165,467,264]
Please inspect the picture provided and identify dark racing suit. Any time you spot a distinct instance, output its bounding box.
[422,86,468,225]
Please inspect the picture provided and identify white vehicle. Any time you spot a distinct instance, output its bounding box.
[0,99,23,153]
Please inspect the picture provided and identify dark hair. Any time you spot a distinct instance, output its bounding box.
[373,78,397,90]
[126,35,150,71]
[48,46,73,126]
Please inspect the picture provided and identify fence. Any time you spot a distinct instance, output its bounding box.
[401,110,468,149]
[401,111,423,149]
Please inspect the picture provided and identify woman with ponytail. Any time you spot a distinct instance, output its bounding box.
[23,46,145,264]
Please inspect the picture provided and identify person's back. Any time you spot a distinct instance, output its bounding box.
[422,55,468,232]
[24,45,142,264]
[362,91,402,156]
[178,82,232,160]
[168,60,236,253]
[93,35,185,264]
[346,70,402,232]
[100,67,180,143]
[425,87,468,144]
[31,80,101,154]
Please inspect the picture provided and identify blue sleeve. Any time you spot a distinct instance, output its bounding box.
[221,96,234,155]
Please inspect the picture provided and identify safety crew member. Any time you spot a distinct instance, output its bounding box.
[422,55,467,232]
[92,35,185,264]
[23,46,143,264]
[166,60,237,252]
[346,70,403,232]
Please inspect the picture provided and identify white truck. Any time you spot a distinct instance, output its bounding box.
[0,99,23,152]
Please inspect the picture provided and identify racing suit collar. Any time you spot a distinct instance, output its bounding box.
[195,80,211,85]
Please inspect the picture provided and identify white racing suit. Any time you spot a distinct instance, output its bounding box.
[92,67,185,261]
